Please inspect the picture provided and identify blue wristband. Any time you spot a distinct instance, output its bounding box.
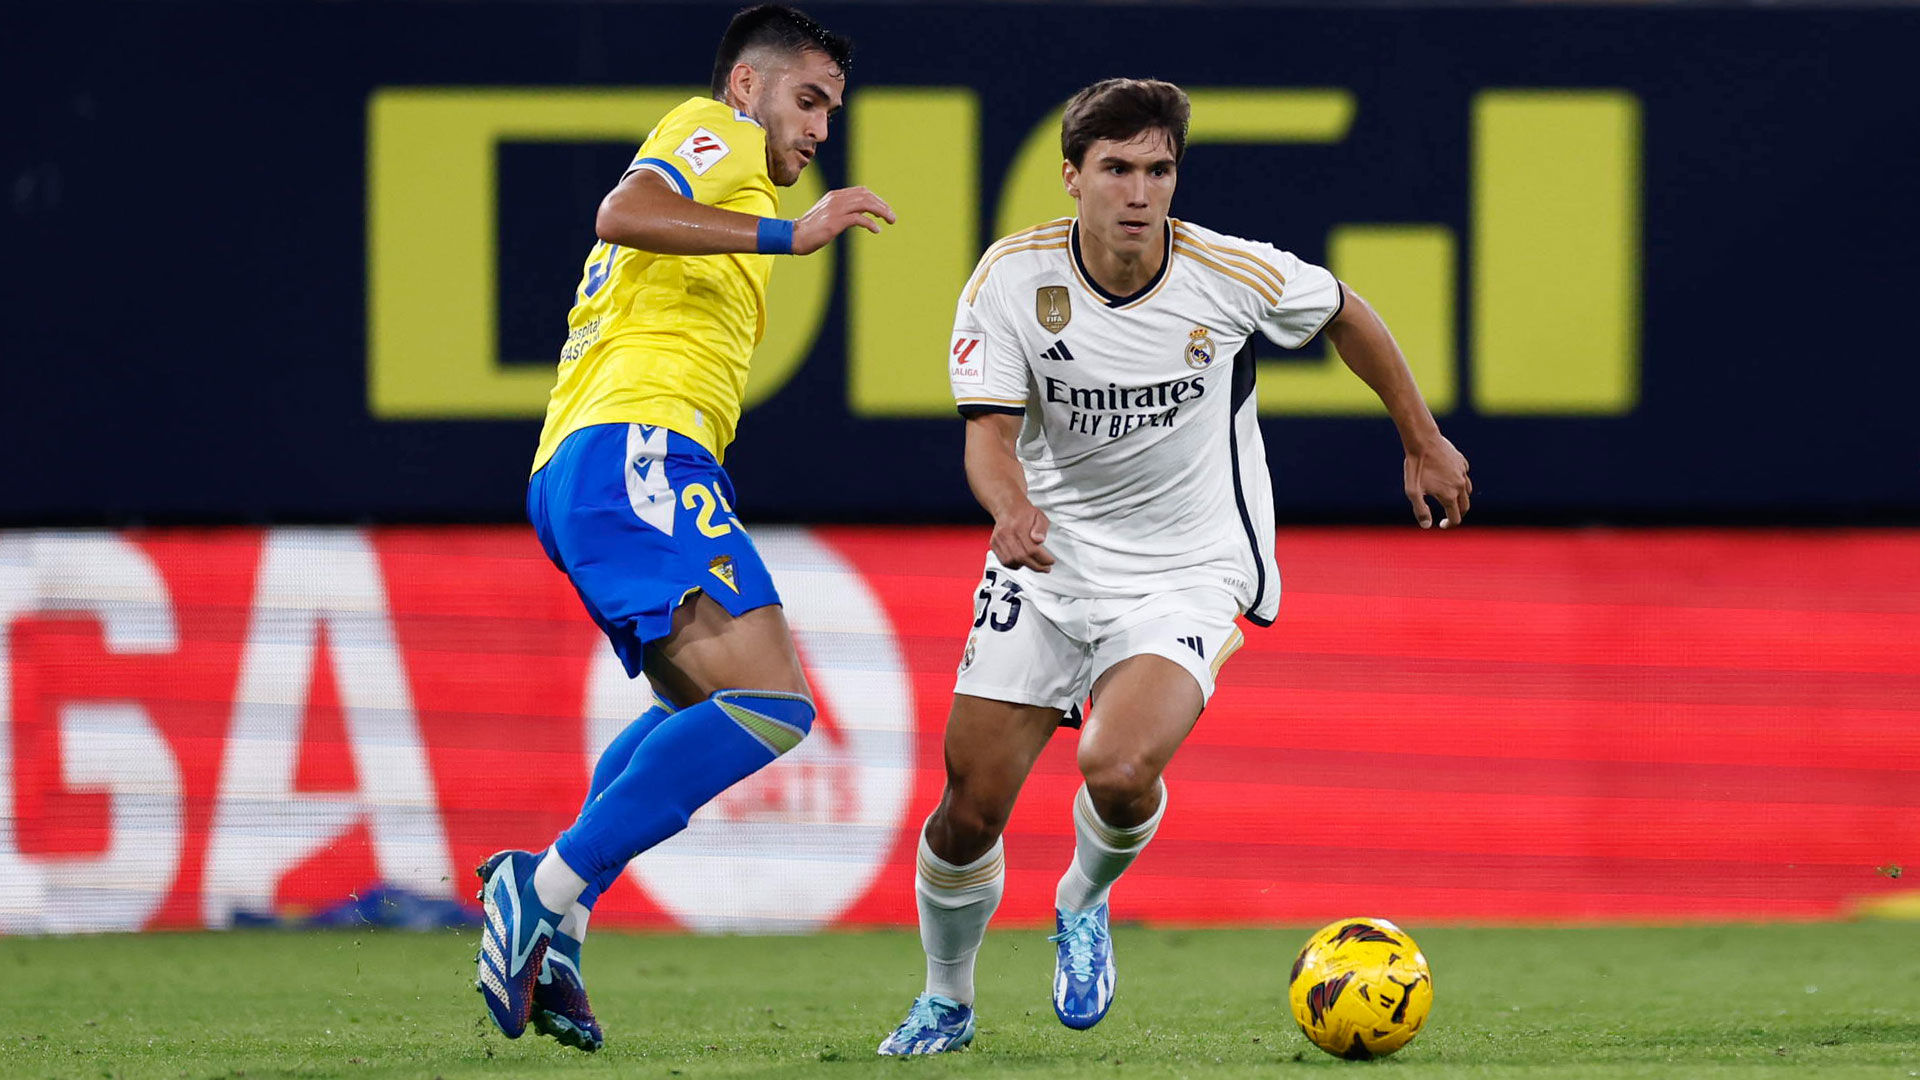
[756,217,795,255]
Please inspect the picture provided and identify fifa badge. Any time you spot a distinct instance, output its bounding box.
[1036,286,1072,332]
[1185,325,1217,370]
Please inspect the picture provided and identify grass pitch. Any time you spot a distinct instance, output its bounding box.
[2,922,1915,1079]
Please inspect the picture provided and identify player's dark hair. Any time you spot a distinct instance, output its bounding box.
[1060,78,1191,167]
[710,5,853,99]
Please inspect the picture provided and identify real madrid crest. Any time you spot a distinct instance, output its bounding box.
[1036,286,1072,332]
[1185,325,1217,370]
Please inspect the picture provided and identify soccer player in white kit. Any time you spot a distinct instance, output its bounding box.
[877,78,1472,1055]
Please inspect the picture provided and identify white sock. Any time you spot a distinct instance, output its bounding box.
[916,825,1005,1005]
[1055,782,1166,913]
[558,903,591,942]
[532,846,589,915]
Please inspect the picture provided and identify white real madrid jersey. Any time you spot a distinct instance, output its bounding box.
[947,217,1344,625]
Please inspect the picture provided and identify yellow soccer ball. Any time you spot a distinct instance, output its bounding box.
[1288,917,1433,1060]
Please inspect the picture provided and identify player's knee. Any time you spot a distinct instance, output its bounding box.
[709,689,815,755]
[932,797,1012,854]
[1079,751,1162,808]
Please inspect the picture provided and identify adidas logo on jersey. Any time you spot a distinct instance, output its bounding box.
[1176,635,1205,658]
[1041,340,1075,362]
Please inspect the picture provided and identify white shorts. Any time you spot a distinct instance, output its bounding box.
[952,555,1247,716]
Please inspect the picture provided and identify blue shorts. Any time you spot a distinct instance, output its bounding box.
[528,423,782,679]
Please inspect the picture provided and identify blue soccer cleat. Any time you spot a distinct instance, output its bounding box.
[876,993,975,1055]
[475,851,603,1051]
[532,937,604,1052]
[474,849,562,1039]
[1050,903,1116,1030]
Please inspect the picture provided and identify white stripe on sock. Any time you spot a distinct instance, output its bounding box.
[533,846,589,914]
[558,902,591,942]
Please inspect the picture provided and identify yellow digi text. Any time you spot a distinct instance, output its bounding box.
[367,87,1638,422]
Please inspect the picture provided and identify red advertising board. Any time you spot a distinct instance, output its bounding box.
[3,527,1915,933]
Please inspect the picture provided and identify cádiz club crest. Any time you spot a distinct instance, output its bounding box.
[1186,325,1217,369]
[1036,286,1072,332]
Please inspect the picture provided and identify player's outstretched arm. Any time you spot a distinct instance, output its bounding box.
[964,412,1054,572]
[595,171,893,257]
[1325,285,1474,529]
[791,187,896,255]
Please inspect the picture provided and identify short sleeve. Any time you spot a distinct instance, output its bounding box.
[624,106,765,208]
[1249,244,1344,350]
[950,279,1030,416]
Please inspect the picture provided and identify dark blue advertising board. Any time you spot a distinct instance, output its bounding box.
[4,3,1917,523]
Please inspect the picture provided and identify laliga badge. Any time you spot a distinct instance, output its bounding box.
[674,127,732,176]
[950,331,986,386]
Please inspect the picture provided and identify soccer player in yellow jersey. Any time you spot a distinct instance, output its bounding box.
[475,5,894,1051]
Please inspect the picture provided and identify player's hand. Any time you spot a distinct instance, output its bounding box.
[792,186,896,255]
[1404,435,1472,529]
[992,503,1054,573]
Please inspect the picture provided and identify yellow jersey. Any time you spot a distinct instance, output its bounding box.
[532,96,778,473]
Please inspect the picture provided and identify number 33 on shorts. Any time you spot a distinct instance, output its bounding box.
[972,568,1023,631]
[953,565,1089,714]
[953,560,1247,715]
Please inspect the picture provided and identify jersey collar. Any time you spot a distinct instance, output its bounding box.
[1068,219,1172,308]
[711,94,763,128]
